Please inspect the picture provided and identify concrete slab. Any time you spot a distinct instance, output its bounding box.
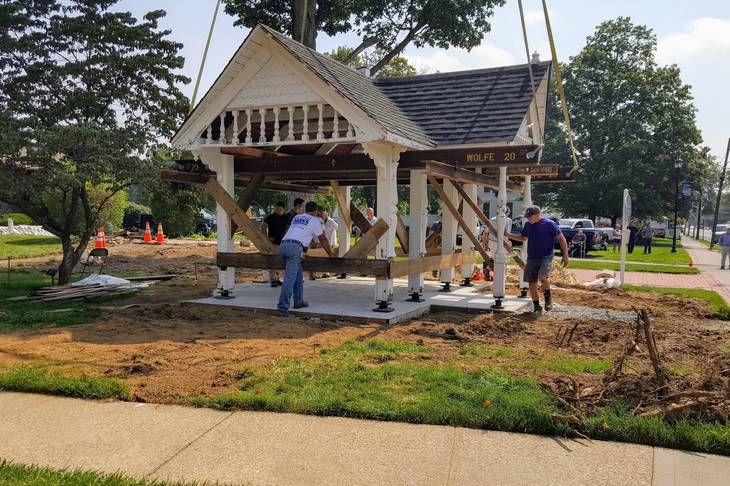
[152,411,454,486]
[652,447,730,486]
[449,429,654,486]
[0,393,231,477]
[192,276,527,324]
[0,391,60,417]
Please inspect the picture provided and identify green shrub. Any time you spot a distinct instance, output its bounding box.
[0,212,34,225]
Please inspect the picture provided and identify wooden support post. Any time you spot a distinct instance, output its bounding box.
[439,178,459,285]
[427,174,491,266]
[452,181,525,269]
[461,181,477,284]
[231,173,265,236]
[408,169,427,300]
[492,166,508,306]
[395,213,409,255]
[205,178,278,255]
[331,181,352,257]
[343,218,389,258]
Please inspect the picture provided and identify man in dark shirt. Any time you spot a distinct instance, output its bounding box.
[286,198,305,228]
[260,202,288,287]
[507,206,569,313]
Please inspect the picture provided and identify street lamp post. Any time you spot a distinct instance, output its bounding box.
[671,160,683,253]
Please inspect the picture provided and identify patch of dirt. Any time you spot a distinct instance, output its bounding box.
[2,240,729,413]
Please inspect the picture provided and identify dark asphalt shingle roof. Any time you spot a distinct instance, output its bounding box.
[375,62,551,145]
[263,25,550,147]
[264,26,435,147]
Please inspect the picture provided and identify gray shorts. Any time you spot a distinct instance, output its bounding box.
[524,256,553,283]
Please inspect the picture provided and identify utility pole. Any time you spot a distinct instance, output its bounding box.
[695,189,702,240]
[671,160,683,253]
[710,138,730,249]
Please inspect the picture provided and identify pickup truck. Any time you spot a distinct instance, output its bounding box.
[557,218,602,252]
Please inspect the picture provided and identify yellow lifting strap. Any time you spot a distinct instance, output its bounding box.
[541,0,579,168]
[189,0,222,114]
[517,0,542,138]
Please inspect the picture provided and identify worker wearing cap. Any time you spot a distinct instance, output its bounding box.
[507,206,569,313]
[277,201,334,316]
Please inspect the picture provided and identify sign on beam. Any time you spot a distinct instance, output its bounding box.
[482,164,559,177]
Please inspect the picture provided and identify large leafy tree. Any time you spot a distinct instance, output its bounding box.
[535,17,710,226]
[0,1,189,283]
[224,0,504,76]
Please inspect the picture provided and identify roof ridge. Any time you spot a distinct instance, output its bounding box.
[374,61,552,83]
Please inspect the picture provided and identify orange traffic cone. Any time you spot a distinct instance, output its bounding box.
[156,222,166,244]
[143,221,153,243]
[471,267,483,281]
[94,228,106,248]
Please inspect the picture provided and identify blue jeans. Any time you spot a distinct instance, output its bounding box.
[277,241,304,312]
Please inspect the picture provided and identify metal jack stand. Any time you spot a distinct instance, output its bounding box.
[491,297,504,309]
[215,288,235,300]
[373,300,394,312]
[461,277,472,287]
[439,282,453,292]
[519,288,528,298]
[408,292,425,302]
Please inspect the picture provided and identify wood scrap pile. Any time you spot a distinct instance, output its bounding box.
[13,274,177,302]
[540,308,730,425]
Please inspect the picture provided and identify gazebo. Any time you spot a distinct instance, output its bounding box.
[165,24,569,315]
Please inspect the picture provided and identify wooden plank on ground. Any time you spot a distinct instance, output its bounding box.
[451,181,525,270]
[231,174,265,236]
[330,181,352,230]
[349,201,372,235]
[217,252,389,277]
[395,213,409,255]
[389,251,476,278]
[343,218,389,258]
[205,178,278,255]
[426,174,490,264]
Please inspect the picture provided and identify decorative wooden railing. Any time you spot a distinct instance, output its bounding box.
[200,103,356,146]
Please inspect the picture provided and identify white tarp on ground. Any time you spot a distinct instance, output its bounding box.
[72,274,131,286]
[0,225,54,236]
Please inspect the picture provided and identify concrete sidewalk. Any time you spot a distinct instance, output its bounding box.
[680,237,730,305]
[1,392,729,485]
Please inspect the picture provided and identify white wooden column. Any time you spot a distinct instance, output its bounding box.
[519,175,532,296]
[440,180,459,287]
[492,166,508,306]
[364,142,404,309]
[197,150,235,297]
[408,170,427,299]
[337,185,351,257]
[461,181,478,284]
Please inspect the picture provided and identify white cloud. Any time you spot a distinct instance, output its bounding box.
[657,17,730,64]
[404,43,517,74]
[524,8,557,27]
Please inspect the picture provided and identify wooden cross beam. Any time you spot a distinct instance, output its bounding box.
[205,178,278,255]
[426,161,523,193]
[426,174,490,265]
[396,213,409,255]
[160,170,330,194]
[231,174,265,237]
[330,181,352,231]
[350,202,373,235]
[343,218,389,258]
[451,182,525,269]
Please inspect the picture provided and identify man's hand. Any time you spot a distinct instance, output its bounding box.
[561,255,569,267]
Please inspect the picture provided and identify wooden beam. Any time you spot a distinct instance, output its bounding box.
[344,218,389,258]
[425,161,523,193]
[389,251,476,278]
[205,178,278,255]
[160,170,329,194]
[217,252,389,277]
[425,231,441,254]
[395,213,409,254]
[481,164,559,177]
[452,182,525,270]
[330,181,352,230]
[221,146,290,158]
[231,174,265,237]
[529,166,576,183]
[350,201,373,235]
[427,174,491,264]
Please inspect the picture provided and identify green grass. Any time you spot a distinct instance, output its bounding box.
[583,237,691,265]
[0,461,201,486]
[459,345,612,375]
[567,260,699,274]
[0,270,103,333]
[0,235,62,259]
[623,285,730,319]
[0,366,128,400]
[188,340,730,455]
[0,212,34,225]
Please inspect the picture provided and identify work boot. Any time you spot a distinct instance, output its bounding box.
[531,300,542,314]
[276,310,289,317]
[294,301,309,309]
[544,290,553,311]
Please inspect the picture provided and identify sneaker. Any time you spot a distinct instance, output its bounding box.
[293,301,309,309]
[722,266,726,270]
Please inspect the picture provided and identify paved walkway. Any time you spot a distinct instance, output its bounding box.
[1,392,729,486]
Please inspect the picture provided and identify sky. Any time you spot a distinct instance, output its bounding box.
[116,0,729,161]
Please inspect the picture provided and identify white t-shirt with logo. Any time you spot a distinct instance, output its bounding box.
[283,213,324,248]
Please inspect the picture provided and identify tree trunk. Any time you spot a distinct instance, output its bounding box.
[343,37,377,65]
[370,22,424,76]
[610,215,618,228]
[292,0,317,49]
[57,234,90,285]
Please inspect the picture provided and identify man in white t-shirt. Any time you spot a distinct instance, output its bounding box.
[277,201,334,316]
[321,210,339,247]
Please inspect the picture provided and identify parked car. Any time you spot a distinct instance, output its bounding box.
[557,218,601,252]
[194,209,216,237]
